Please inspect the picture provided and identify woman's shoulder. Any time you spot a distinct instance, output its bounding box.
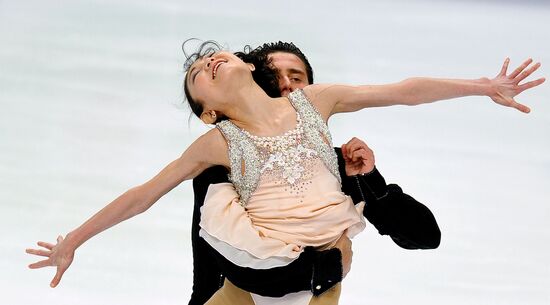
[202,128,228,151]
[190,128,229,167]
[299,84,342,121]
[302,83,350,99]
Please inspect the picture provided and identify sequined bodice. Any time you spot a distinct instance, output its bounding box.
[216,89,340,206]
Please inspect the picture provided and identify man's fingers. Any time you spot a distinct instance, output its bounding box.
[28,259,51,269]
[351,148,374,164]
[515,62,541,83]
[344,137,361,145]
[347,141,372,158]
[344,138,362,158]
[341,144,349,159]
[346,137,367,149]
[499,57,510,76]
[26,248,50,257]
[509,58,533,79]
[351,148,369,162]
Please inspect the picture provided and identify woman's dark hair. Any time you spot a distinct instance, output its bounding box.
[182,39,223,121]
[182,40,314,122]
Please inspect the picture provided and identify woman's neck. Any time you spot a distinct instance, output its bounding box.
[224,83,295,136]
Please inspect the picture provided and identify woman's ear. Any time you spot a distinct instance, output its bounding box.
[200,110,217,125]
[248,63,255,72]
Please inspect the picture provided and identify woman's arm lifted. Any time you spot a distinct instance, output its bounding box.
[306,58,544,119]
[26,128,228,288]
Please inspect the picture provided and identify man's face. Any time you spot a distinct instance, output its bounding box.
[268,52,309,97]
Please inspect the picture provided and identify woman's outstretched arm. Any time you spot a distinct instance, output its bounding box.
[307,58,545,118]
[26,128,228,288]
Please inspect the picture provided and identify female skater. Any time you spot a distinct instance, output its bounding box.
[27,42,544,304]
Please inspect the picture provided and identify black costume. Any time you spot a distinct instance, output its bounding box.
[189,148,440,304]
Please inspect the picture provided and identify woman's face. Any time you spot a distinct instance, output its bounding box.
[186,51,251,110]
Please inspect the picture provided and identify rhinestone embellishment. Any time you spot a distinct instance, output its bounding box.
[216,89,341,207]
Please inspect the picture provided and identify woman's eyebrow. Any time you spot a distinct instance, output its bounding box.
[188,66,198,85]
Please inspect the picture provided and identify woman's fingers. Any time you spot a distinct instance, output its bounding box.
[509,58,533,79]
[50,266,66,288]
[37,241,55,250]
[511,100,531,113]
[498,57,510,76]
[515,62,541,83]
[518,78,546,93]
[27,235,73,288]
[28,258,52,269]
[26,248,51,257]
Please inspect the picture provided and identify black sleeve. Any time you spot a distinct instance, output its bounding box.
[335,147,441,250]
[189,167,342,301]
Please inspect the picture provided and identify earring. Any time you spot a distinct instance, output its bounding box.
[211,111,217,119]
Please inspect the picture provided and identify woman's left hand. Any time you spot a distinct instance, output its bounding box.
[488,58,545,113]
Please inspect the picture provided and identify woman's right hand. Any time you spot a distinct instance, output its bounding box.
[26,235,75,288]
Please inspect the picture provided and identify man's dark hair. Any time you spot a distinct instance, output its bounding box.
[235,41,314,98]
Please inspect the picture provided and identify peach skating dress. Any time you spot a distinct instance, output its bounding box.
[199,89,365,272]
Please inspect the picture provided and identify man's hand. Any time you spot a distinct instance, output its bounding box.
[333,233,352,278]
[341,137,375,176]
[488,58,545,113]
